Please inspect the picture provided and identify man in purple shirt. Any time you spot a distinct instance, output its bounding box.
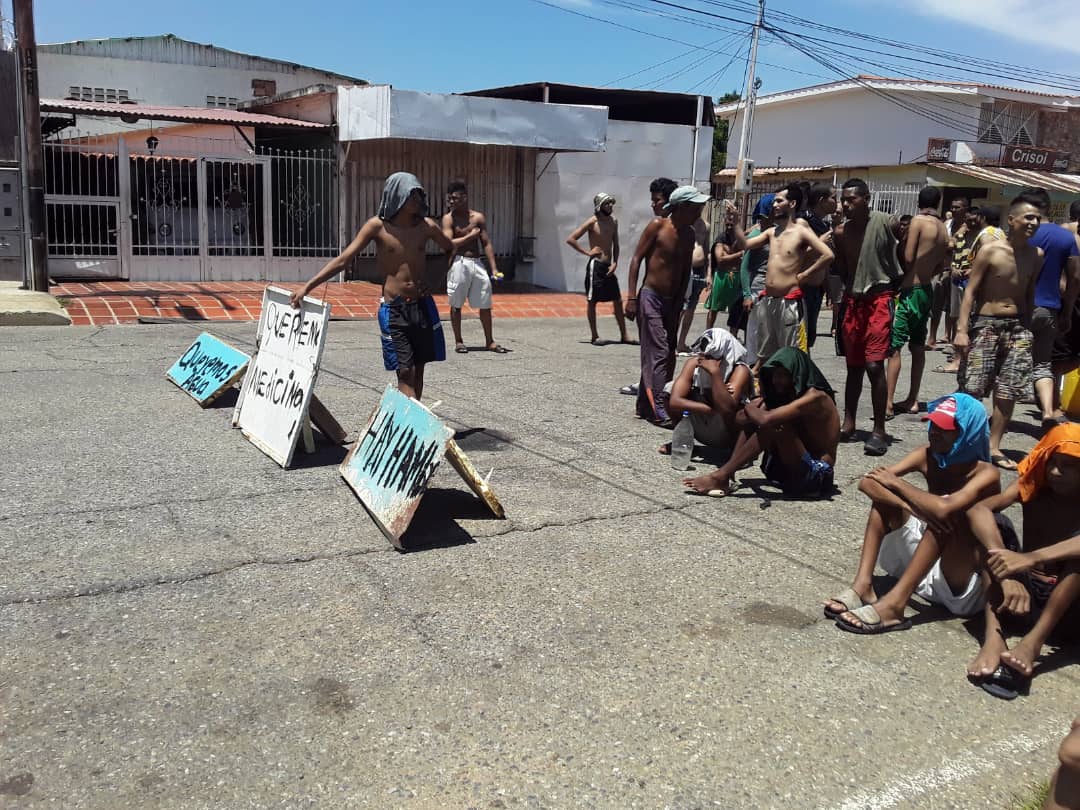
[1022,187,1080,430]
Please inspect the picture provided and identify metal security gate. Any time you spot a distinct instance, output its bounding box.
[44,133,337,282]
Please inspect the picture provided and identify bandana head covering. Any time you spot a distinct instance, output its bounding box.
[1017,423,1080,502]
[594,193,616,214]
[759,347,834,408]
[378,172,428,221]
[752,193,776,222]
[923,393,989,469]
[688,328,747,383]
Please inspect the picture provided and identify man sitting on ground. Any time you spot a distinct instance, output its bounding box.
[829,393,1001,633]
[660,328,753,455]
[683,347,839,499]
[966,423,1080,700]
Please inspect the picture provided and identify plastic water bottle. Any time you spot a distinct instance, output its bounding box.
[670,411,694,471]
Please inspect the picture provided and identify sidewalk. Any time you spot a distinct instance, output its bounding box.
[51,281,591,326]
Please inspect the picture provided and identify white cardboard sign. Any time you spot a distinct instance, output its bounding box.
[235,286,331,467]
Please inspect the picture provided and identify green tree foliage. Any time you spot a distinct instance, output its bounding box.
[711,91,740,176]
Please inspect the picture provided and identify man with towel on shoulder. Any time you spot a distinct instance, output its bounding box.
[833,178,903,456]
[290,171,453,400]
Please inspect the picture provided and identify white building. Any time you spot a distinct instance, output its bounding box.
[37,34,364,135]
[714,76,1080,217]
[467,83,714,293]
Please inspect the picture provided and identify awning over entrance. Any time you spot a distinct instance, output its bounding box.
[336,85,607,152]
[40,98,329,130]
[930,162,1080,194]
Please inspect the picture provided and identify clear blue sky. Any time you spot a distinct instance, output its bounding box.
[18,0,1080,100]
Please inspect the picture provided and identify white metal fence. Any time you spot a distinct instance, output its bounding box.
[42,132,337,280]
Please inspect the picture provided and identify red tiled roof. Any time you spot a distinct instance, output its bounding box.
[40,98,328,129]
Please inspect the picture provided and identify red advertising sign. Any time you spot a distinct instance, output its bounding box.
[927,138,951,162]
[1001,145,1064,171]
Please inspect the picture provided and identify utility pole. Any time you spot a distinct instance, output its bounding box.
[13,0,47,291]
[733,0,764,212]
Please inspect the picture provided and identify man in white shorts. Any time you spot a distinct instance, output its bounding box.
[442,179,507,354]
[823,393,1004,633]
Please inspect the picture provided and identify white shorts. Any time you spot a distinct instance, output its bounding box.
[447,256,492,310]
[876,515,984,617]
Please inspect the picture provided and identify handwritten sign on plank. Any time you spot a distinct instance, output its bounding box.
[340,386,454,549]
[235,286,331,468]
[166,332,250,406]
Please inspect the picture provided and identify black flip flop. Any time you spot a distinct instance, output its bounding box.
[979,664,1029,700]
[863,434,888,456]
[991,454,1018,471]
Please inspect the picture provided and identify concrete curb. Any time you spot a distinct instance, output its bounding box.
[0,282,72,326]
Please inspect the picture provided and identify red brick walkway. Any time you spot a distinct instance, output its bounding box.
[51,281,590,326]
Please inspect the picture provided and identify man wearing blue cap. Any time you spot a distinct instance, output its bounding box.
[626,185,710,425]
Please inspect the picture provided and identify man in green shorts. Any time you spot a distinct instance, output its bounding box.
[886,186,950,419]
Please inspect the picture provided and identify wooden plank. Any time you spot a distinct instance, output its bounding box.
[166,332,250,407]
[235,286,331,468]
[309,394,348,444]
[339,386,453,549]
[444,438,505,519]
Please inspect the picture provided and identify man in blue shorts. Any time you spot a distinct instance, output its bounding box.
[291,172,454,400]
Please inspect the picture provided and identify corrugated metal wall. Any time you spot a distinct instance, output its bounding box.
[343,139,524,257]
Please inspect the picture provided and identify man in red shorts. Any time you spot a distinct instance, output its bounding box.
[832,178,903,456]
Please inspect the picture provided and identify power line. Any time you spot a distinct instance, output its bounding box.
[601,32,743,87]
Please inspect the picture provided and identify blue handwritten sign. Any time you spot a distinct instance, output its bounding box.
[167,332,250,406]
[340,386,454,548]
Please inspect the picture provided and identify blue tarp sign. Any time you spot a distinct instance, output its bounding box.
[166,332,251,407]
[340,386,454,548]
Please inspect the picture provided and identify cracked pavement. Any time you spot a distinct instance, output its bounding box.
[0,317,1075,809]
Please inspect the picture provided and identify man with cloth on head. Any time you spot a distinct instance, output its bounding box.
[965,422,1080,700]
[829,393,1003,634]
[683,347,839,499]
[291,171,453,400]
[660,327,753,455]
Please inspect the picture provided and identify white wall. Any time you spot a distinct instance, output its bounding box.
[38,53,343,135]
[532,119,713,292]
[724,88,981,169]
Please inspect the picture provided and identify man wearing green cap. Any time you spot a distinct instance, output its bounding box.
[626,185,710,425]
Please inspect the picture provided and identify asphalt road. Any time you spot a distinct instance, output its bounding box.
[0,314,1075,809]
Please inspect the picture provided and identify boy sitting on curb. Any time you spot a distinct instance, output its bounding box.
[966,423,1080,699]
[826,393,1002,633]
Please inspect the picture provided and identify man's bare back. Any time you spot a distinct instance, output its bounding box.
[794,394,841,464]
[972,241,1041,318]
[904,213,949,288]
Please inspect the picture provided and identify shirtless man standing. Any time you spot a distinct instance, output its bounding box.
[955,196,1043,469]
[442,179,506,354]
[291,172,453,400]
[886,186,949,418]
[566,193,632,345]
[725,184,834,368]
[833,178,903,457]
[626,185,709,425]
